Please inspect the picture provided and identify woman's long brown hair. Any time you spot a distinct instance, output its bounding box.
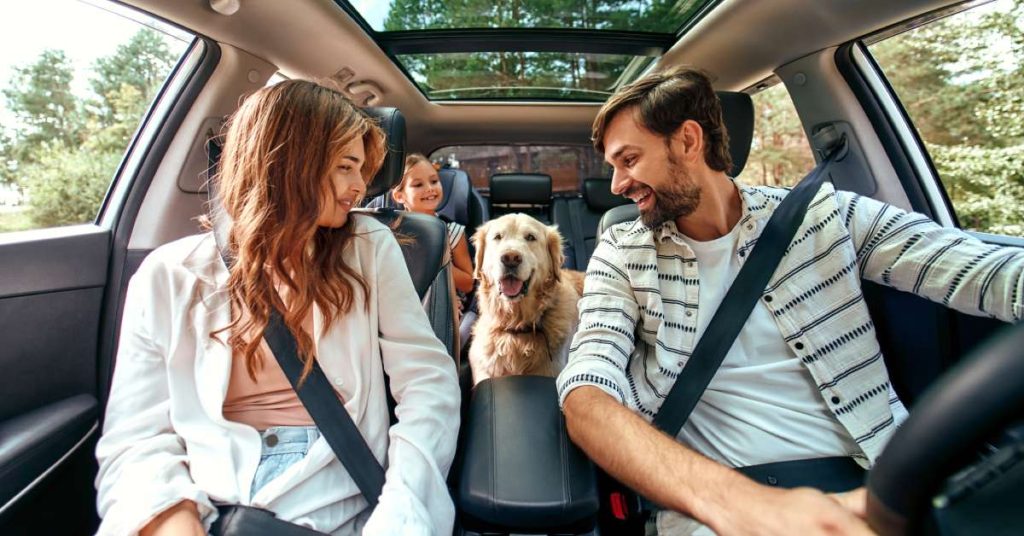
[216,79,386,382]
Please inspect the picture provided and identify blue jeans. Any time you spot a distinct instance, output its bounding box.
[250,425,320,500]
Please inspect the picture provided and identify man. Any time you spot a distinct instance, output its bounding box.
[556,66,1024,535]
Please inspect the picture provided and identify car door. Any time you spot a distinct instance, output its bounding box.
[841,1,1023,403]
[0,3,210,533]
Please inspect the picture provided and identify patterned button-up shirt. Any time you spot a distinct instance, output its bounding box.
[557,182,1024,463]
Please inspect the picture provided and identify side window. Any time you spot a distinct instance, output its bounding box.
[0,1,191,234]
[869,0,1024,237]
[736,82,815,187]
[429,145,610,192]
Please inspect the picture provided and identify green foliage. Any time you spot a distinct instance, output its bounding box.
[383,0,701,98]
[928,143,1024,235]
[90,29,177,124]
[20,144,120,227]
[1,28,178,231]
[739,84,814,187]
[2,49,83,166]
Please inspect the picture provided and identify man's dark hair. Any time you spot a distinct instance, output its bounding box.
[592,66,733,174]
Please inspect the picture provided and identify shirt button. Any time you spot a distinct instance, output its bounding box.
[746,223,754,231]
[334,377,344,386]
[685,310,694,317]
[831,396,841,405]
[265,433,279,447]
[738,250,746,258]
[794,342,804,350]
[767,476,778,486]
[764,294,773,303]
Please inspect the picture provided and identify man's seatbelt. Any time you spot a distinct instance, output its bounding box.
[652,141,844,440]
[210,206,387,507]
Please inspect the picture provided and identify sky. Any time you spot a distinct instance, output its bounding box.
[349,0,390,31]
[0,0,191,128]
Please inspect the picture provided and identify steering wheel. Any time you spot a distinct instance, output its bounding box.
[866,322,1024,535]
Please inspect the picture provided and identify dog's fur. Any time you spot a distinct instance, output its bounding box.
[469,214,585,385]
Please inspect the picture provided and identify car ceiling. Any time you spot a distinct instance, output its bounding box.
[123,0,961,152]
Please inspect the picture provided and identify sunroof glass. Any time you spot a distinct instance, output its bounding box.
[350,0,712,34]
[397,52,657,101]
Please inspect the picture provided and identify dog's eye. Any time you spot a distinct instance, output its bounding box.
[493,233,502,241]
[525,233,537,242]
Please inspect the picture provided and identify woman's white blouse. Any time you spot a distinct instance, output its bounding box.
[95,215,461,535]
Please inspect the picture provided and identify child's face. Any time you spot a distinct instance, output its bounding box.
[397,161,443,213]
[317,138,367,228]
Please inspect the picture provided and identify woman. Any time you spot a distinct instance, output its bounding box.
[391,154,474,296]
[95,80,460,535]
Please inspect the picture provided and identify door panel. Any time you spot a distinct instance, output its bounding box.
[0,228,109,533]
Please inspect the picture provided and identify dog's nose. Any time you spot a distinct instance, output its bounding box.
[501,252,522,269]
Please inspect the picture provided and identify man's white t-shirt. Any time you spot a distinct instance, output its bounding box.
[655,224,859,535]
[675,223,858,467]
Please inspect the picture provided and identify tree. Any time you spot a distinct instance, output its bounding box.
[2,49,82,159]
[90,28,177,125]
[20,144,120,227]
[2,28,179,229]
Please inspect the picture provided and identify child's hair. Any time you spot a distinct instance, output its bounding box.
[393,152,431,194]
[216,79,386,382]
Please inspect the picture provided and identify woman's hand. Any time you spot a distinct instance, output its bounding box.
[140,500,205,536]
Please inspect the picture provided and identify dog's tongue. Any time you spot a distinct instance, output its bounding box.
[500,277,524,297]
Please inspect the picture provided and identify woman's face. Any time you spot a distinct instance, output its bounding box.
[396,161,443,214]
[317,138,367,228]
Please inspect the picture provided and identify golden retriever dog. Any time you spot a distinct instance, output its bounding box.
[469,214,585,385]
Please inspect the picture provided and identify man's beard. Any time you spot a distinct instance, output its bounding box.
[626,156,701,228]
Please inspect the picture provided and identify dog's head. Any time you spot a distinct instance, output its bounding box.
[472,214,565,304]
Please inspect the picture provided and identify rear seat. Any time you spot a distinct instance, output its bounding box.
[489,173,552,223]
[552,178,629,270]
[437,168,489,251]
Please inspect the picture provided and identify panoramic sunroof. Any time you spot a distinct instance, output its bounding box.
[349,0,711,33]
[338,1,719,101]
[399,52,658,101]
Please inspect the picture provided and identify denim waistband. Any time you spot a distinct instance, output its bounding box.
[258,425,320,456]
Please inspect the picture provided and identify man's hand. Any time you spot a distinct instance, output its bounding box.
[564,387,875,536]
[831,487,868,519]
[139,500,205,536]
[709,485,875,536]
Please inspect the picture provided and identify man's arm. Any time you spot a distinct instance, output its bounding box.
[564,386,875,535]
[839,191,1024,322]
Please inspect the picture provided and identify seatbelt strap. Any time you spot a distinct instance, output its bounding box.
[210,206,386,507]
[264,310,387,506]
[651,143,844,439]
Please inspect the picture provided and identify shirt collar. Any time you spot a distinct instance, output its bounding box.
[650,182,775,244]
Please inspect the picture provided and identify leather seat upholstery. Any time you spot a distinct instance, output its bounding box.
[362,107,406,200]
[553,177,629,270]
[489,173,553,223]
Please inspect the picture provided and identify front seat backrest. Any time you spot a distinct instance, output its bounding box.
[362,107,406,200]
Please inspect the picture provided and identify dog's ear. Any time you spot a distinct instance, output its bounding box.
[471,222,489,281]
[546,224,565,282]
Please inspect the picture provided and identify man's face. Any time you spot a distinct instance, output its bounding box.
[603,108,701,228]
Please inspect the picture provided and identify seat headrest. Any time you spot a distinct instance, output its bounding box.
[362,107,406,199]
[596,204,639,237]
[582,177,629,211]
[716,91,754,177]
[489,173,551,205]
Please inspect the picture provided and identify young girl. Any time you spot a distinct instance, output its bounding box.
[95,80,460,535]
[391,154,474,296]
